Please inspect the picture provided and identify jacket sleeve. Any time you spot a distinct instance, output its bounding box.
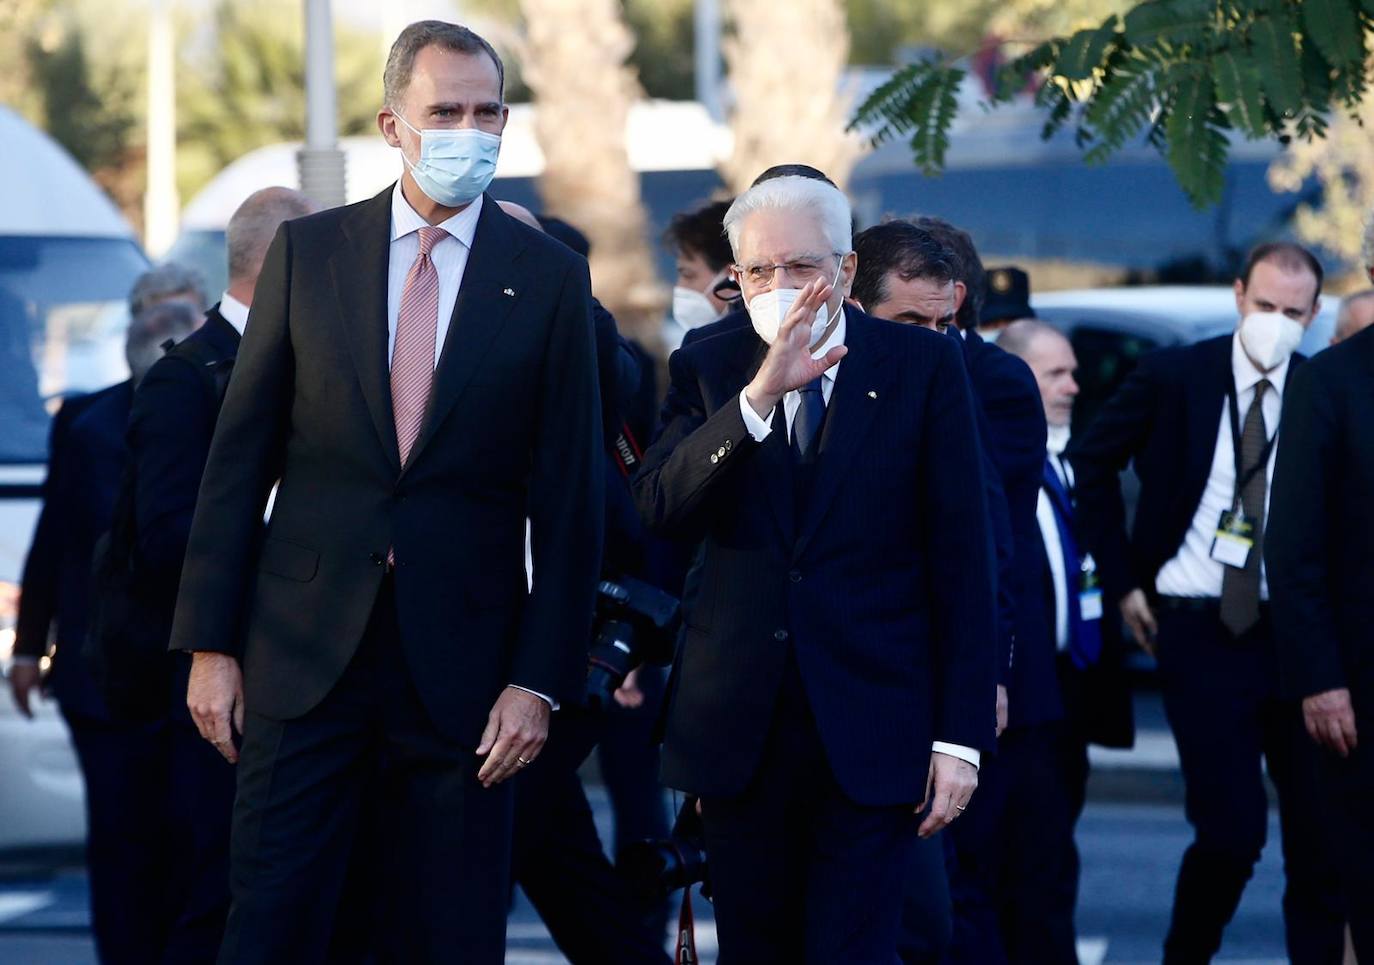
[923,338,999,753]
[509,259,605,705]
[1066,355,1161,604]
[1265,361,1345,700]
[14,405,77,658]
[633,347,758,543]
[168,226,296,656]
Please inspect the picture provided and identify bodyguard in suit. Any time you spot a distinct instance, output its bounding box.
[1267,321,1374,958]
[10,274,203,965]
[170,22,603,963]
[1070,242,1344,963]
[634,175,997,961]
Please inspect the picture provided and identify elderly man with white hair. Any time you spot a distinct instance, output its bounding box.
[634,175,997,961]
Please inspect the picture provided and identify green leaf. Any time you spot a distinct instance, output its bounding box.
[848,61,937,142]
[1212,48,1267,137]
[1302,0,1366,70]
[1250,7,1302,116]
[1057,17,1120,82]
[993,40,1060,101]
[1081,57,1158,159]
[1123,0,1216,47]
[1165,68,1229,206]
[905,67,965,175]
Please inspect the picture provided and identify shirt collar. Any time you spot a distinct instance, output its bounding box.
[809,301,848,379]
[1230,329,1289,398]
[218,292,250,336]
[1046,423,1071,456]
[390,181,482,249]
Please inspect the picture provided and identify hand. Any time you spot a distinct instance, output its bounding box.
[8,662,42,719]
[995,685,1009,738]
[187,652,245,764]
[917,752,978,838]
[476,686,550,788]
[1302,688,1358,758]
[743,277,847,418]
[613,667,645,709]
[1120,588,1158,656]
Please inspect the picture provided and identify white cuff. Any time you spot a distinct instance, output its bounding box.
[509,685,559,711]
[738,389,775,442]
[932,741,980,769]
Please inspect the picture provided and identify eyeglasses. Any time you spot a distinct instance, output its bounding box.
[734,253,841,288]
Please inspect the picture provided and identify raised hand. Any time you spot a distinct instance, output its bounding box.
[744,278,847,419]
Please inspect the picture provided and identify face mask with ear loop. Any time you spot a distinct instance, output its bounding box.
[392,111,502,208]
[746,259,846,346]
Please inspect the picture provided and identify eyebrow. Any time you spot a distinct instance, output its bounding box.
[426,101,503,113]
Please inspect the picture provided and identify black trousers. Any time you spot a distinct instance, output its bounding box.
[1315,719,1374,960]
[1155,603,1344,964]
[217,578,513,965]
[597,664,671,859]
[511,706,671,965]
[940,723,1080,965]
[698,657,919,964]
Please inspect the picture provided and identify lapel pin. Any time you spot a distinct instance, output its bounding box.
[503,287,516,297]
[867,390,878,399]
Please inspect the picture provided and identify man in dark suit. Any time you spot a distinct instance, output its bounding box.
[634,175,996,961]
[10,266,204,964]
[170,22,603,963]
[1267,321,1374,958]
[1070,243,1344,963]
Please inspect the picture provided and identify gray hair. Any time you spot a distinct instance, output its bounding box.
[125,298,203,383]
[998,318,1067,360]
[227,187,318,284]
[723,175,852,261]
[1335,288,1374,341]
[384,20,505,108]
[128,262,207,319]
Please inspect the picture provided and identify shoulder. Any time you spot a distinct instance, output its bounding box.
[683,310,751,347]
[969,333,1038,396]
[851,308,961,364]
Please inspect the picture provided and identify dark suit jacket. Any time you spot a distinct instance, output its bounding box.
[679,308,750,349]
[169,188,604,743]
[957,328,1055,728]
[1069,334,1306,604]
[15,382,132,718]
[1267,325,1374,714]
[634,305,998,806]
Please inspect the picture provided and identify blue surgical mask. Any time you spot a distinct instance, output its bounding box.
[393,111,502,208]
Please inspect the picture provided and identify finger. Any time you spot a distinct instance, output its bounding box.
[777,280,822,338]
[816,345,848,370]
[209,711,238,764]
[1327,717,1351,758]
[1304,711,1324,746]
[478,730,516,785]
[232,689,245,738]
[918,788,954,838]
[1141,604,1158,637]
[476,708,501,756]
[917,757,935,813]
[1343,714,1359,752]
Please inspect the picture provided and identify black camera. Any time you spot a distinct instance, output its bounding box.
[618,798,710,901]
[584,574,680,711]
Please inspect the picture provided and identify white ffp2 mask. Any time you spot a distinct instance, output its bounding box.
[1238,311,1305,371]
[746,260,845,346]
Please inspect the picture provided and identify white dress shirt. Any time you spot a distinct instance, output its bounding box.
[387,182,482,368]
[218,291,250,336]
[1037,433,1073,652]
[1155,332,1289,599]
[737,308,981,770]
[386,187,552,709]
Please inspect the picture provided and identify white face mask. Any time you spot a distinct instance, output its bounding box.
[671,283,722,332]
[1238,311,1305,371]
[393,112,502,208]
[746,259,845,347]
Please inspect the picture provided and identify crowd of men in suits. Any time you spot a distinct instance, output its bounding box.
[7,16,1374,965]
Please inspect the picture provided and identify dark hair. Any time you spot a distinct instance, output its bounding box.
[538,216,590,259]
[384,20,505,107]
[851,221,959,311]
[911,216,985,329]
[1239,241,1323,302]
[664,200,734,271]
[751,164,837,188]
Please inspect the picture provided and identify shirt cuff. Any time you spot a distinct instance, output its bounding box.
[932,741,980,769]
[9,655,40,666]
[738,389,775,442]
[509,684,559,711]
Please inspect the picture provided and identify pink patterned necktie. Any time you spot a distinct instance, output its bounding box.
[391,225,448,467]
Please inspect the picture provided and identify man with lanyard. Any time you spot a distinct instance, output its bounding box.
[1069,242,1344,963]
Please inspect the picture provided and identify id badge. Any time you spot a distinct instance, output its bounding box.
[1078,554,1103,621]
[1210,509,1255,569]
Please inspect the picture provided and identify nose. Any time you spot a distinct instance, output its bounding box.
[1067,376,1079,395]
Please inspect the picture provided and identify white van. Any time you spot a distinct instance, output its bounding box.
[0,106,149,852]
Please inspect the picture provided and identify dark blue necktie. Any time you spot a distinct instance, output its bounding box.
[791,377,826,463]
[1043,456,1102,669]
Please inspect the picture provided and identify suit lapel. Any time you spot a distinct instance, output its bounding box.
[794,308,894,558]
[725,334,795,545]
[403,194,526,473]
[1180,335,1233,512]
[329,188,399,472]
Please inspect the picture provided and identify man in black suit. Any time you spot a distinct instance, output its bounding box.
[170,21,603,963]
[1267,321,1374,958]
[634,175,996,961]
[1070,242,1344,963]
[10,269,203,964]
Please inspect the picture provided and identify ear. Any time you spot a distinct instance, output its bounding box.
[840,251,858,295]
[377,109,401,149]
[1233,277,1246,317]
[952,279,968,313]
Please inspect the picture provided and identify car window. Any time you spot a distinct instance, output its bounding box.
[1068,326,1160,437]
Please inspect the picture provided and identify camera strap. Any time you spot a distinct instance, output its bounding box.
[612,422,645,480]
[675,887,698,965]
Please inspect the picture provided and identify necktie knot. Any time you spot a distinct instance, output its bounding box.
[417,226,448,258]
[799,376,824,396]
[1253,378,1271,403]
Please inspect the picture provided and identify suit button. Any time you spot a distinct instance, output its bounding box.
[709,453,719,465]
[789,570,802,583]
[716,446,727,458]
[724,439,733,452]
[774,629,789,642]
[370,552,385,566]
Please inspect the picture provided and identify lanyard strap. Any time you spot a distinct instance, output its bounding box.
[1226,380,1278,509]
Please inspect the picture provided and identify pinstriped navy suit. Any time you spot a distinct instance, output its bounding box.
[635,304,997,960]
